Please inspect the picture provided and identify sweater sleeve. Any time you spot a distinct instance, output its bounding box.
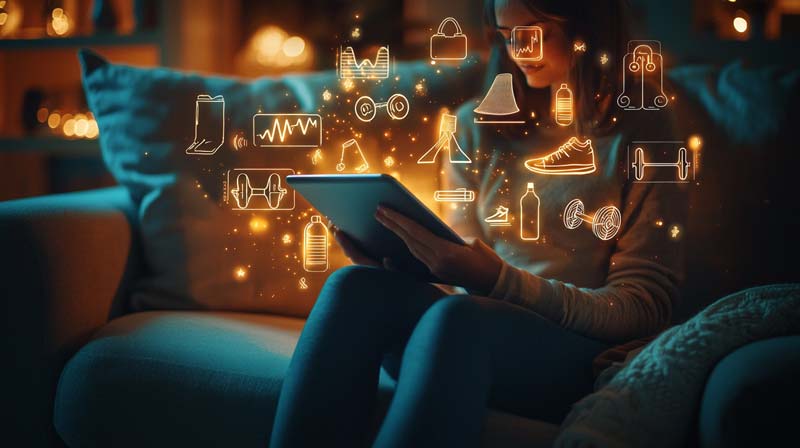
[489,181,687,343]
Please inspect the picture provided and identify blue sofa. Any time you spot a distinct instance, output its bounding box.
[2,60,799,447]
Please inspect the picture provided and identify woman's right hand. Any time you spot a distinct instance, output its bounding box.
[330,225,386,268]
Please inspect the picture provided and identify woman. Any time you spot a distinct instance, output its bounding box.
[271,0,686,446]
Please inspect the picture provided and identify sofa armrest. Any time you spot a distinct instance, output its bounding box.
[0,186,141,445]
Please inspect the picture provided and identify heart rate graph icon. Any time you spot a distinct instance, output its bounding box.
[252,113,322,148]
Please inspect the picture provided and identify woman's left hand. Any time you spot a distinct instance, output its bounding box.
[375,206,504,294]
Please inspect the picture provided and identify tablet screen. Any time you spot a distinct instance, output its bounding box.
[288,174,464,281]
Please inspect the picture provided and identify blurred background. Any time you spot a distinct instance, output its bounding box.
[1,0,799,201]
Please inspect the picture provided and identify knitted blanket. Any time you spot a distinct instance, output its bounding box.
[555,284,800,448]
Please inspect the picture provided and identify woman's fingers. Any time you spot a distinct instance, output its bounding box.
[377,207,449,251]
[375,208,437,265]
[334,230,379,267]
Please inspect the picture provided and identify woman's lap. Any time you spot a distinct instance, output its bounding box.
[322,266,608,423]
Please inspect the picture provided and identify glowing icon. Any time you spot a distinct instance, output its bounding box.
[418,114,471,164]
[512,26,543,61]
[617,41,669,111]
[600,53,609,65]
[520,182,541,241]
[474,73,524,124]
[299,277,309,289]
[355,94,409,122]
[573,41,587,53]
[524,137,596,175]
[226,168,296,211]
[311,148,323,165]
[563,199,621,241]
[232,131,248,151]
[336,138,370,173]
[186,94,225,156]
[252,113,322,148]
[338,46,390,79]
[430,17,468,61]
[485,205,512,227]
[434,188,475,203]
[303,215,329,272]
[628,142,694,183]
[555,83,574,126]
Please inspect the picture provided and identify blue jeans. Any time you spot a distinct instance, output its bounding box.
[270,266,609,448]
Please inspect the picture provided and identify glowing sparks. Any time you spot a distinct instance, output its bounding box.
[384,156,395,168]
[351,27,361,39]
[600,53,609,65]
[322,90,332,101]
[655,219,665,228]
[688,134,703,152]
[415,82,426,95]
[341,78,355,92]
[282,233,293,244]
[249,217,269,234]
[233,266,249,282]
[670,224,682,240]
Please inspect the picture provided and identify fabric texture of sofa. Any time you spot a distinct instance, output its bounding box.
[2,55,799,447]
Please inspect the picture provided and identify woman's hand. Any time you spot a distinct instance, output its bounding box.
[330,224,390,269]
[375,206,503,294]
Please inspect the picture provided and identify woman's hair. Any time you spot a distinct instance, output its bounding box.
[482,0,631,136]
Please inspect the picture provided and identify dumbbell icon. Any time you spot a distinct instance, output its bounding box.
[355,94,410,122]
[631,146,691,181]
[231,172,287,210]
[563,199,622,241]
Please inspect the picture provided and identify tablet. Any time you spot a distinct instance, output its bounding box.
[287,174,465,281]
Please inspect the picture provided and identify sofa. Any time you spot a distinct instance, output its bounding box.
[2,56,799,447]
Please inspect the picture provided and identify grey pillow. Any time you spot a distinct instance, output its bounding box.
[80,49,482,316]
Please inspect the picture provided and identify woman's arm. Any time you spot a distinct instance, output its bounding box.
[489,181,686,343]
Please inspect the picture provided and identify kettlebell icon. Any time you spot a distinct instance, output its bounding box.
[430,17,468,61]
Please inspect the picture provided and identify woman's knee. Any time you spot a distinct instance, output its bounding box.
[315,265,384,311]
[415,295,485,338]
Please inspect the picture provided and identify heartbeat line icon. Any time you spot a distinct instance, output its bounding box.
[512,26,543,61]
[252,113,323,148]
[515,36,539,58]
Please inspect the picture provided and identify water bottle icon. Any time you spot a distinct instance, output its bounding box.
[520,182,540,241]
[555,84,573,126]
[303,215,329,272]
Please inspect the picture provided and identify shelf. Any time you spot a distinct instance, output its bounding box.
[0,31,163,50]
[0,137,100,156]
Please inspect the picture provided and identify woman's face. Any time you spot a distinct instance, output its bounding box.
[494,0,571,89]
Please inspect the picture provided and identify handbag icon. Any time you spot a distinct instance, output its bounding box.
[430,17,468,61]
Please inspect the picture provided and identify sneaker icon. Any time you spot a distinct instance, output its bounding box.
[524,137,596,175]
[484,205,512,227]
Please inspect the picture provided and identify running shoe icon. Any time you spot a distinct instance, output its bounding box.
[524,137,596,175]
[484,205,512,227]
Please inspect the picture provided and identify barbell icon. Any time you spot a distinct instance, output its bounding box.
[231,172,287,210]
[631,146,690,181]
[355,94,410,122]
[563,199,622,241]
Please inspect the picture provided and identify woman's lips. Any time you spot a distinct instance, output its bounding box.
[519,63,545,74]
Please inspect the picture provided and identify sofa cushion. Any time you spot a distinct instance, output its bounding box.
[54,311,559,448]
[79,49,483,316]
[54,311,307,447]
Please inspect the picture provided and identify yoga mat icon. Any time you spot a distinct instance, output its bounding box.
[186,94,225,156]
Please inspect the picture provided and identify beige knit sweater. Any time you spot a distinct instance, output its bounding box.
[443,102,687,343]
